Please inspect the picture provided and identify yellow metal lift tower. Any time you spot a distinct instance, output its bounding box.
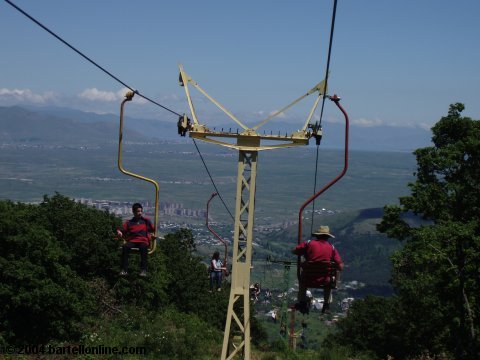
[178,65,326,360]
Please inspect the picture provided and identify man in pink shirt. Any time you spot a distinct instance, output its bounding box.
[292,225,344,314]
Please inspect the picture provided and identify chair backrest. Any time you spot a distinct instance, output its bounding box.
[300,260,338,289]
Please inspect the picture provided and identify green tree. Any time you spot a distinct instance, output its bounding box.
[327,296,405,359]
[82,306,223,360]
[39,193,120,282]
[0,194,269,356]
[158,229,230,330]
[0,199,96,344]
[377,103,480,359]
[0,194,170,345]
[328,104,479,359]
[156,228,268,344]
[39,193,170,310]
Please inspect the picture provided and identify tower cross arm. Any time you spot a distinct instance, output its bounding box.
[251,78,327,132]
[178,64,249,131]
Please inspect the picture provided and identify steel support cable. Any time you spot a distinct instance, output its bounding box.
[310,143,321,234]
[192,139,234,221]
[5,0,236,219]
[206,192,229,265]
[317,0,338,128]
[310,0,338,229]
[4,0,180,117]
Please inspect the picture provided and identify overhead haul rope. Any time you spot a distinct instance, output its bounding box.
[193,139,234,221]
[310,0,338,233]
[4,0,234,220]
[4,0,178,116]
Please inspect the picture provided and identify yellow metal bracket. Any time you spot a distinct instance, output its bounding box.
[178,64,327,151]
[252,78,327,132]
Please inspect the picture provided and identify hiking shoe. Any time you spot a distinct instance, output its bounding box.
[119,270,128,276]
[139,270,147,277]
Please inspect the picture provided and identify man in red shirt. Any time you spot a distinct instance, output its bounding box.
[292,225,344,314]
[117,203,154,277]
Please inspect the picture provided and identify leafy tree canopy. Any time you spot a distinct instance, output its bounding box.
[0,194,121,345]
[0,195,169,345]
[379,103,480,359]
[0,193,240,358]
[330,104,480,359]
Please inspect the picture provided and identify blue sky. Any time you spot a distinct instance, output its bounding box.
[1,0,479,130]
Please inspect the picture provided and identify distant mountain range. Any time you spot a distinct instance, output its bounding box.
[0,106,168,145]
[0,105,432,151]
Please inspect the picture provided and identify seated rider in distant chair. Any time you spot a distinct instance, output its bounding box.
[250,283,261,303]
[292,225,344,314]
[210,250,226,291]
[117,203,154,277]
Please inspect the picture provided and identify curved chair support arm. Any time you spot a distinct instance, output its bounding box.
[296,95,349,277]
[118,92,160,254]
[206,192,229,266]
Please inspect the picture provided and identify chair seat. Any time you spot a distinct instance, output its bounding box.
[300,260,338,289]
[119,235,161,254]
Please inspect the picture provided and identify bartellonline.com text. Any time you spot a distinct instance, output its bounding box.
[1,344,147,356]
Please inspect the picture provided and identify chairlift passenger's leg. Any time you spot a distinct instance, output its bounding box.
[324,286,332,304]
[322,286,332,314]
[297,282,308,304]
[121,243,132,272]
[295,282,309,314]
[210,271,216,291]
[138,243,148,272]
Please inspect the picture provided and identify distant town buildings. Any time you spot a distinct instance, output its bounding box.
[75,198,207,219]
[73,197,334,245]
[74,197,232,245]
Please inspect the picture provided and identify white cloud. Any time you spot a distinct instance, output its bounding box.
[78,87,152,104]
[113,88,149,105]
[319,114,432,129]
[351,118,384,127]
[0,86,177,120]
[78,88,121,102]
[386,121,433,129]
[418,122,432,131]
[251,109,286,119]
[0,88,57,103]
[160,93,180,102]
[253,110,266,116]
[269,110,286,118]
[322,117,343,125]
